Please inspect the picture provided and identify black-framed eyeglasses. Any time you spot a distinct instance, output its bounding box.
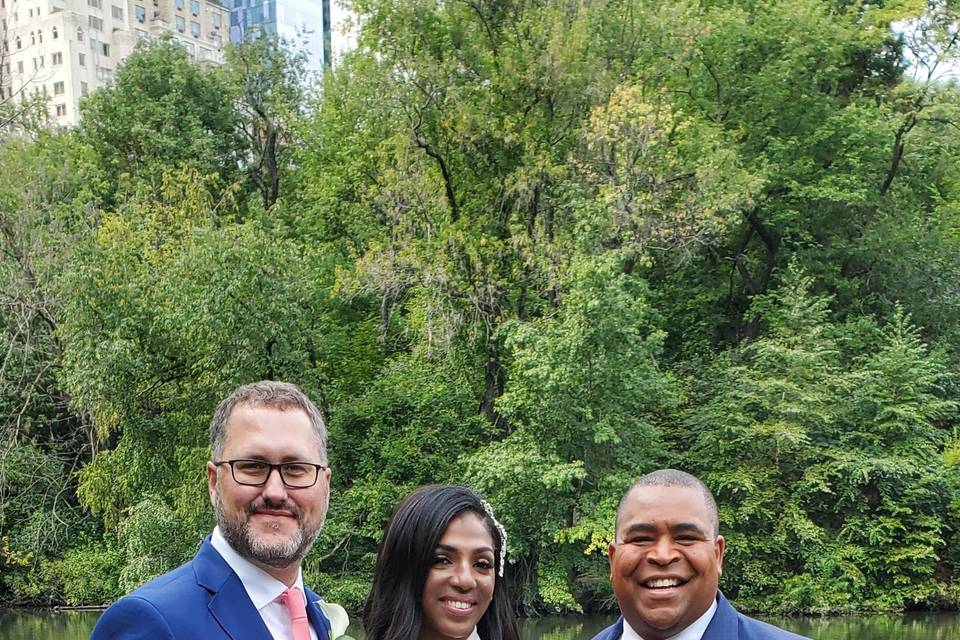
[213,459,326,488]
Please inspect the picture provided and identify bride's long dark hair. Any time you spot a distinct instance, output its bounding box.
[363,485,518,640]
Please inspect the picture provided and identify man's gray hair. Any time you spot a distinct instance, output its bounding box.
[615,468,720,538]
[209,380,327,464]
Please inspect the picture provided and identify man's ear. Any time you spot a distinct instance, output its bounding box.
[207,461,218,506]
[608,541,617,579]
[714,534,725,576]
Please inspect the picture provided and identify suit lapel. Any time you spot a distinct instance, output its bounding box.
[599,617,624,640]
[701,591,739,640]
[193,538,273,640]
[305,588,332,640]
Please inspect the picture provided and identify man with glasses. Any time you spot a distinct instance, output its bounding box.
[92,381,342,640]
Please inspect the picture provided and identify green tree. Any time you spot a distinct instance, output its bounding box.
[222,35,311,210]
[821,308,956,610]
[687,267,958,612]
[59,169,364,588]
[78,36,244,207]
[465,253,675,612]
[686,266,844,610]
[0,130,97,604]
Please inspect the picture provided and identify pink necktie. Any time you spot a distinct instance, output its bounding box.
[280,587,311,640]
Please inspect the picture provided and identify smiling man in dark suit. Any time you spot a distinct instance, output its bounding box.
[592,469,808,640]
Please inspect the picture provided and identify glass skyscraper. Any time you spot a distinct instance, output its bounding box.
[226,0,331,75]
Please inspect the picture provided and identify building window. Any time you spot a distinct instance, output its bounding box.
[77,28,84,42]
[81,81,89,95]
[55,104,67,117]
[175,0,183,9]
[17,60,23,74]
[212,12,220,28]
[112,5,123,19]
[79,52,86,66]
[52,26,59,39]
[14,35,20,49]
[30,31,35,45]
[182,41,194,55]
[54,81,65,95]
[190,0,198,14]
[176,15,185,31]
[52,51,62,64]
[190,21,200,37]
[87,0,102,7]
[135,5,145,21]
[89,16,103,30]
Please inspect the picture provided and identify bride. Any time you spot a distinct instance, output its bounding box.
[363,485,518,640]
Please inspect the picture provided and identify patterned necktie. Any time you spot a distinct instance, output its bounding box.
[280,587,311,640]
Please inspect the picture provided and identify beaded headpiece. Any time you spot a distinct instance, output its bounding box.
[479,498,508,577]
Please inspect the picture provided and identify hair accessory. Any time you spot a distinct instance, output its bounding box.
[479,498,508,577]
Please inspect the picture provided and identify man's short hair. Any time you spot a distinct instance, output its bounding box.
[209,380,327,464]
[615,469,720,537]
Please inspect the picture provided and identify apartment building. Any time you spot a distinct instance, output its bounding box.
[225,0,357,76]
[0,0,230,125]
[225,0,328,75]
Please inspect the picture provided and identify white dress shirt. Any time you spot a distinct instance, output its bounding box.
[211,527,320,640]
[621,598,718,640]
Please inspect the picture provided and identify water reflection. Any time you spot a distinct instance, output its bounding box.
[761,611,960,639]
[0,609,101,640]
[519,616,617,640]
[514,613,960,640]
[0,609,958,639]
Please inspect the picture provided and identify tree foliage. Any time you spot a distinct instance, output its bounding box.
[78,36,244,207]
[2,0,960,617]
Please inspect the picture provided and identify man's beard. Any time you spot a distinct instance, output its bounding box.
[214,492,322,568]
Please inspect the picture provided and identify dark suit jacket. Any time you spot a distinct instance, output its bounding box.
[90,537,332,640]
[591,591,809,640]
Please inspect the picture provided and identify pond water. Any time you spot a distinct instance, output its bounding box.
[1,608,958,639]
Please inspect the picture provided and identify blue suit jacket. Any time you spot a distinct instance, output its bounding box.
[591,591,808,640]
[91,537,332,640]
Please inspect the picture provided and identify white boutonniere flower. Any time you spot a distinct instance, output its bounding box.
[316,599,352,640]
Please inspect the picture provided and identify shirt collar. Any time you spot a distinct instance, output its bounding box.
[211,526,306,610]
[621,597,718,640]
